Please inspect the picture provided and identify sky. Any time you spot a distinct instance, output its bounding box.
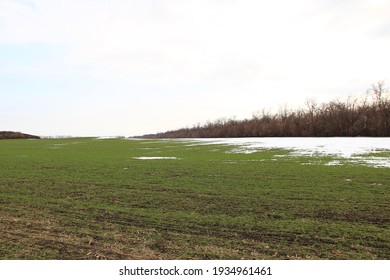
[1,0,390,137]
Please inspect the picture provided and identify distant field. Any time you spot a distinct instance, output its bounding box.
[0,138,389,259]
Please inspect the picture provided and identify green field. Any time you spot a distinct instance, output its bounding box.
[0,138,389,259]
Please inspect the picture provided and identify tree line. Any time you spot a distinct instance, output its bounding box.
[143,82,390,138]
[0,131,40,140]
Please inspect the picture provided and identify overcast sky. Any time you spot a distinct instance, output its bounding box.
[1,0,389,136]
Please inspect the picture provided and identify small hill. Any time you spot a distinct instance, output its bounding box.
[0,131,40,140]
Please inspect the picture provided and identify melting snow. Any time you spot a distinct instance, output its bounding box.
[133,157,179,160]
[183,137,390,168]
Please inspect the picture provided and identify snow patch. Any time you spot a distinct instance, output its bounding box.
[185,138,390,168]
[325,160,343,166]
[133,157,179,160]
